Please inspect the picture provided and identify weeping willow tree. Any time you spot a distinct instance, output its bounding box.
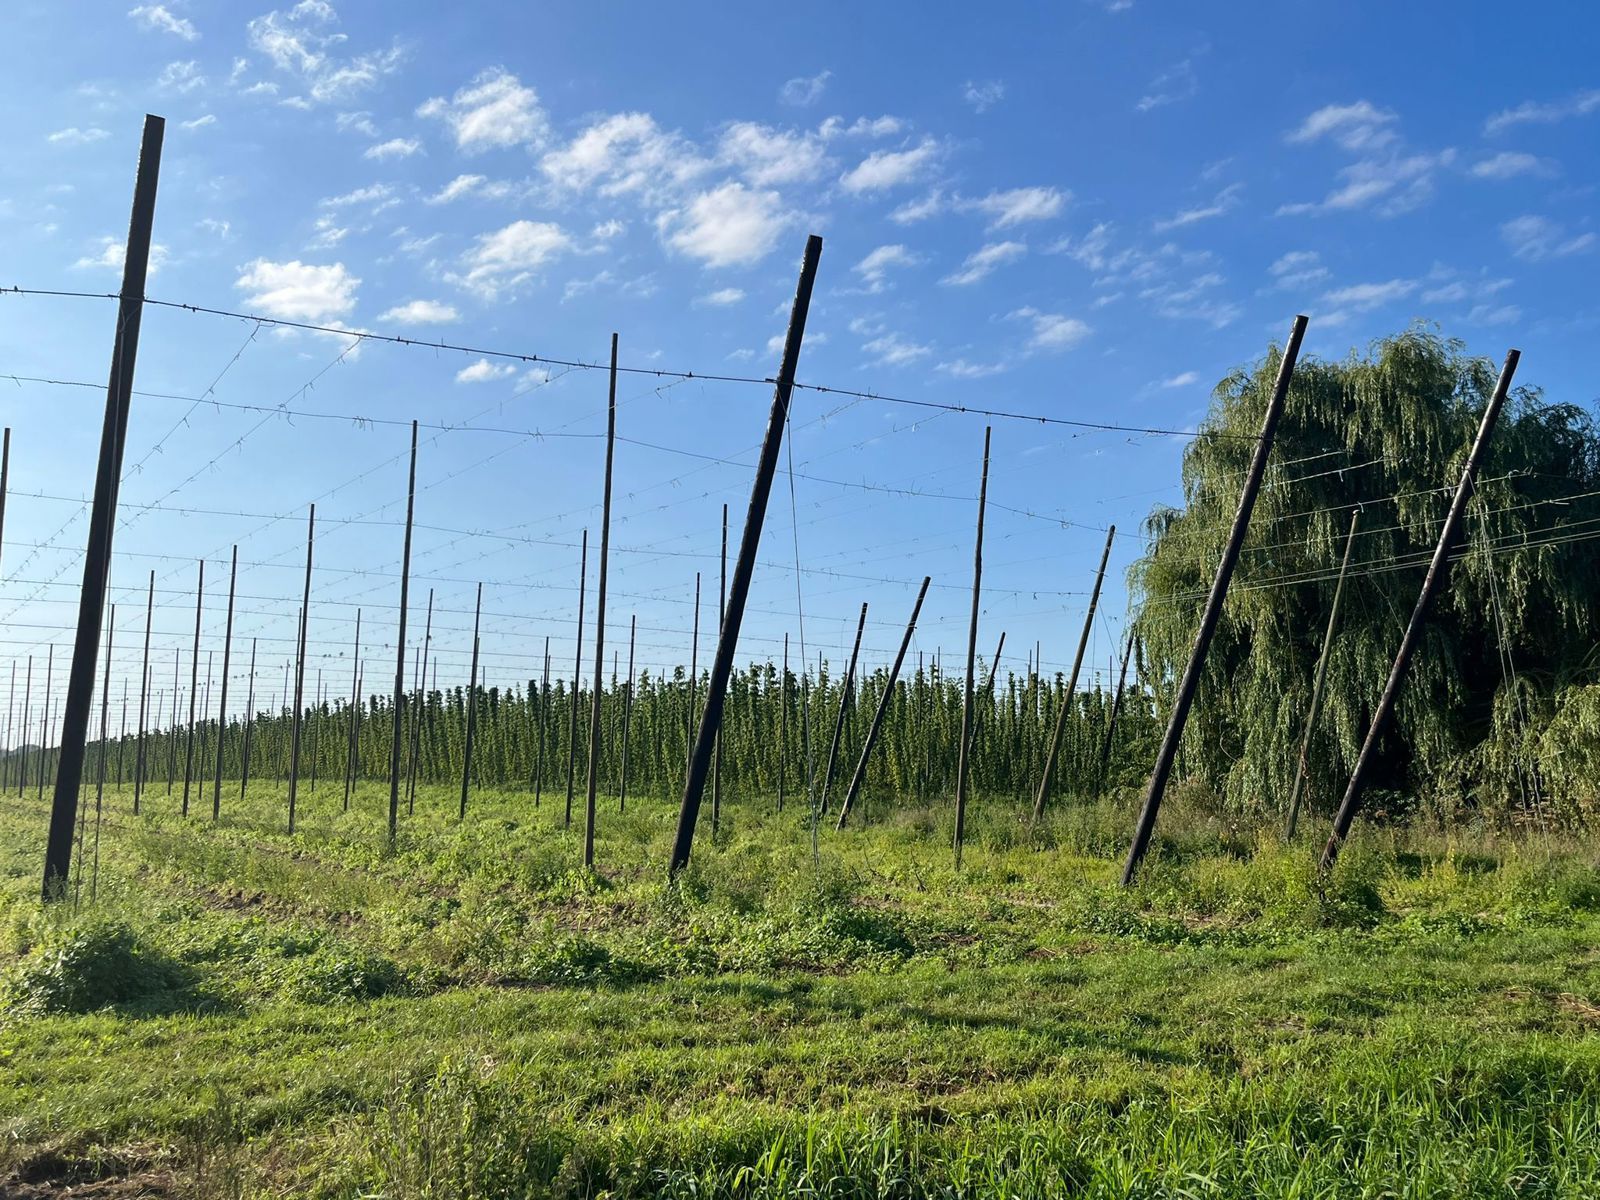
[1130,327,1600,825]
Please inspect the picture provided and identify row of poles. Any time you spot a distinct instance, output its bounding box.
[37,115,1523,899]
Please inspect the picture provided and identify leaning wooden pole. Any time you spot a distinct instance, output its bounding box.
[460,583,483,820]
[181,560,204,817]
[1123,314,1308,886]
[669,235,822,873]
[565,529,587,829]
[387,420,418,844]
[133,569,153,813]
[820,602,869,815]
[1097,631,1136,786]
[954,427,992,867]
[211,545,236,820]
[583,334,619,867]
[837,575,930,830]
[1321,348,1520,870]
[43,114,164,900]
[1034,524,1116,820]
[1285,510,1360,840]
[287,506,315,833]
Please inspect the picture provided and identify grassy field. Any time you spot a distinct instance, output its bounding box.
[3,778,1599,1198]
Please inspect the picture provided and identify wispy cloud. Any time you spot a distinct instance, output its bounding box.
[1321,278,1417,310]
[364,137,421,160]
[963,80,1005,113]
[1286,100,1398,151]
[942,240,1026,286]
[853,244,921,292]
[379,298,459,324]
[839,139,940,193]
[1137,58,1198,112]
[1501,214,1596,262]
[1153,183,1242,232]
[780,70,830,107]
[1267,250,1330,290]
[46,126,110,145]
[1484,88,1600,136]
[1469,151,1554,180]
[1009,307,1091,351]
[128,4,198,40]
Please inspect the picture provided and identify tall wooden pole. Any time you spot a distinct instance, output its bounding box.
[820,602,869,814]
[212,545,236,820]
[287,506,314,833]
[686,572,700,776]
[388,420,418,843]
[181,562,203,816]
[584,334,619,867]
[670,234,823,874]
[0,427,10,578]
[565,529,587,829]
[534,635,549,806]
[778,633,788,813]
[4,660,15,793]
[240,638,256,799]
[837,576,929,830]
[19,655,31,797]
[713,502,727,835]
[1322,349,1520,870]
[954,427,992,867]
[134,570,153,813]
[406,588,432,815]
[1285,510,1360,839]
[460,583,482,820]
[44,114,164,900]
[344,609,361,811]
[167,648,178,794]
[38,646,53,798]
[1034,525,1116,820]
[1124,314,1308,885]
[619,615,636,814]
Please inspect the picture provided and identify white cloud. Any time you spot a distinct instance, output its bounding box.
[1010,307,1090,351]
[542,112,707,199]
[941,240,1026,286]
[1320,278,1417,310]
[936,358,1008,379]
[820,115,905,139]
[321,182,394,209]
[129,4,198,40]
[1484,89,1600,136]
[1465,303,1520,326]
[1153,183,1242,232]
[699,287,745,307]
[862,332,932,366]
[455,358,516,383]
[853,243,920,291]
[780,70,830,107]
[889,189,944,224]
[47,127,110,145]
[180,113,216,130]
[657,181,797,268]
[379,298,459,324]
[1500,214,1596,262]
[426,174,494,204]
[963,80,1004,113]
[247,2,402,104]
[365,137,421,160]
[1286,100,1398,152]
[1160,370,1199,388]
[1469,151,1553,180]
[418,67,546,152]
[1276,151,1454,217]
[457,220,571,296]
[839,139,939,193]
[719,122,830,185]
[1139,273,1241,327]
[1268,250,1330,290]
[1419,276,1511,304]
[335,110,378,137]
[962,186,1067,229]
[1136,58,1198,112]
[236,258,360,320]
[157,60,205,93]
[72,237,170,274]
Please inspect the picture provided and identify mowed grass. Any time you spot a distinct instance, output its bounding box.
[2,775,1600,1198]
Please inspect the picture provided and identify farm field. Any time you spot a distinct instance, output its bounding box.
[4,782,1600,1198]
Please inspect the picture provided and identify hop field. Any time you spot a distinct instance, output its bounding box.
[4,783,1600,1198]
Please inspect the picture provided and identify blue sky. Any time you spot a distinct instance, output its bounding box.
[1,0,1596,727]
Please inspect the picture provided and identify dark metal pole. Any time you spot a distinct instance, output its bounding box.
[212,545,236,820]
[565,529,587,828]
[287,506,314,833]
[43,114,164,900]
[820,602,869,814]
[460,583,482,820]
[954,427,992,867]
[584,334,619,866]
[1285,510,1360,839]
[1034,524,1116,820]
[1097,631,1136,787]
[240,638,256,799]
[1124,314,1308,886]
[670,234,822,873]
[837,575,930,830]
[134,570,153,813]
[388,420,418,843]
[181,561,203,816]
[1321,348,1520,870]
[619,615,636,814]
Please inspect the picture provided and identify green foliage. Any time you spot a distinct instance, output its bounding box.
[3,917,185,1014]
[1131,327,1600,822]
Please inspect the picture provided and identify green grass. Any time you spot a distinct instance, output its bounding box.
[2,777,1599,1197]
